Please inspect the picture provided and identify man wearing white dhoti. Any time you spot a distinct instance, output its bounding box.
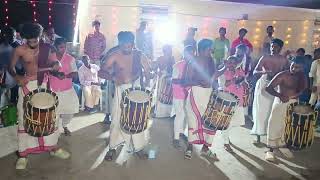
[98,31,151,161]
[9,23,70,170]
[265,61,307,162]
[251,38,289,143]
[154,45,175,118]
[50,38,79,136]
[183,39,217,160]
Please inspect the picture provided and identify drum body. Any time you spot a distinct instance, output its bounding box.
[120,87,152,134]
[285,102,317,149]
[24,88,59,137]
[202,91,239,130]
[158,76,173,104]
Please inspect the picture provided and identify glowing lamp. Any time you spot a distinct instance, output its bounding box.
[272,21,277,24]
[256,21,262,26]
[287,27,292,31]
[304,26,308,30]
[285,40,289,45]
[255,28,261,32]
[286,34,291,38]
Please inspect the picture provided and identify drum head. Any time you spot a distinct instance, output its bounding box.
[30,92,56,109]
[293,105,313,115]
[127,90,150,103]
[217,91,238,102]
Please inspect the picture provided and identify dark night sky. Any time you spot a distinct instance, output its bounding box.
[0,0,77,41]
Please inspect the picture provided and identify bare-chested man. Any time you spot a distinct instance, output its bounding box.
[9,23,70,170]
[265,61,307,162]
[98,31,151,161]
[251,38,289,143]
[153,44,175,118]
[183,39,218,160]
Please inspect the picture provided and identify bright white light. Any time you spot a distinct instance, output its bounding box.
[73,0,88,45]
[154,21,177,44]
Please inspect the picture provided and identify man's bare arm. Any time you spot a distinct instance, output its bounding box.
[140,53,152,79]
[265,72,283,98]
[253,56,270,75]
[9,48,20,78]
[98,54,115,80]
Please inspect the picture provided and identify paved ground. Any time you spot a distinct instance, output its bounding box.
[0,112,320,180]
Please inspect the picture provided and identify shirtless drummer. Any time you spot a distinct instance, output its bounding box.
[251,38,289,143]
[98,31,152,161]
[265,61,307,162]
[9,23,70,170]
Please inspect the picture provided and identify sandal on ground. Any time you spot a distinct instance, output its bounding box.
[105,149,116,161]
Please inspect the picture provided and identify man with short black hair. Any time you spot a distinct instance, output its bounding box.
[213,27,230,67]
[231,28,253,55]
[9,23,70,170]
[84,20,106,65]
[251,38,289,144]
[261,26,274,55]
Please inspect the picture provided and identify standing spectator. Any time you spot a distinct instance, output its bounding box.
[261,26,274,56]
[230,28,253,55]
[213,27,230,67]
[0,27,21,104]
[84,20,106,65]
[78,55,102,113]
[183,27,197,52]
[136,21,153,60]
[309,48,320,105]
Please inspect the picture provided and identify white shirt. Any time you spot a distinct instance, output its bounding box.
[309,59,320,86]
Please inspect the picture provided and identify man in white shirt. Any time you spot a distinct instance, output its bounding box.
[309,48,320,105]
[78,55,102,113]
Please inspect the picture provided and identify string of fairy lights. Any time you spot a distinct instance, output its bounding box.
[1,1,319,48]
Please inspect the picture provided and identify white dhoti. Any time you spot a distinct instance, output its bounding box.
[17,80,60,157]
[186,86,216,147]
[173,98,187,140]
[155,74,173,118]
[83,85,102,108]
[102,80,115,115]
[108,79,150,152]
[251,75,274,136]
[267,98,296,148]
[221,106,245,144]
[56,88,79,128]
[309,87,320,105]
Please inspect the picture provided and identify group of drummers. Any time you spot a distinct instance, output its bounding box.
[7,22,319,170]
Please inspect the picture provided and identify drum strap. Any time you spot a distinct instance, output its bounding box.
[37,42,52,87]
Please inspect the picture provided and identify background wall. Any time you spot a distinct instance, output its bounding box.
[79,0,319,59]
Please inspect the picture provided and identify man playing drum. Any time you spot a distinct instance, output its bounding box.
[183,39,217,160]
[215,56,248,152]
[172,45,195,149]
[50,38,79,136]
[153,44,175,118]
[98,31,152,161]
[265,61,307,162]
[251,38,289,144]
[9,23,70,170]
